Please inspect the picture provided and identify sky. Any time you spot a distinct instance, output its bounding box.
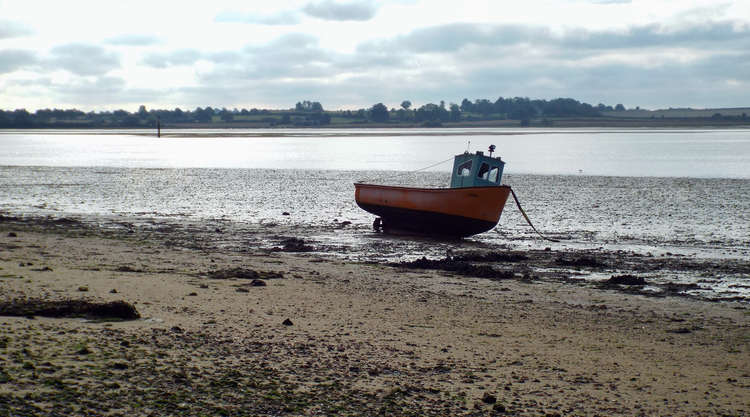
[1,0,749,112]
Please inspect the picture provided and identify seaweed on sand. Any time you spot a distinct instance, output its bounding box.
[391,256,515,280]
[204,267,283,280]
[606,275,647,286]
[0,298,140,320]
[452,251,528,263]
[272,237,314,252]
[555,256,606,268]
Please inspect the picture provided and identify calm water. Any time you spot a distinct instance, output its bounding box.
[2,128,749,178]
[1,128,749,300]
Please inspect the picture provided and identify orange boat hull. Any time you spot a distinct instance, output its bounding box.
[354,183,511,237]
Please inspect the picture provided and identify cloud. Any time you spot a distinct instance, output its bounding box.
[561,21,750,50]
[215,2,382,26]
[48,44,120,76]
[4,77,53,88]
[259,32,321,50]
[4,76,126,106]
[435,47,750,109]
[215,10,300,25]
[673,3,733,23]
[196,31,408,84]
[208,51,243,64]
[195,34,335,82]
[176,77,358,109]
[360,24,544,54]
[162,18,750,109]
[0,49,38,73]
[0,20,32,39]
[141,49,203,68]
[6,16,750,111]
[373,52,744,109]
[138,33,341,76]
[303,0,378,21]
[359,20,750,55]
[336,50,407,71]
[105,34,160,46]
[36,76,165,107]
[55,76,127,97]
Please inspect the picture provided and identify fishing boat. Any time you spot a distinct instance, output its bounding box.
[354,145,511,237]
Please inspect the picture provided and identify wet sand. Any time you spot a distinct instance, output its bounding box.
[1,216,749,416]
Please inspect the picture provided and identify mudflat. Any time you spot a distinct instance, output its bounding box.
[0,217,748,416]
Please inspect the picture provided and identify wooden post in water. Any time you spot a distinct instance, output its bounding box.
[157,116,161,138]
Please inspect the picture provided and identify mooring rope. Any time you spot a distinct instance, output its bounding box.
[357,156,455,184]
[508,187,560,242]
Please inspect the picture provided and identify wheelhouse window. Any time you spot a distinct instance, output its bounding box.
[477,163,490,180]
[488,166,500,183]
[456,160,472,176]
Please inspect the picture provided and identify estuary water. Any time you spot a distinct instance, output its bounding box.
[2,128,749,178]
[1,128,749,300]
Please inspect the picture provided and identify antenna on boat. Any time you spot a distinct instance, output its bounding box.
[465,140,471,153]
[488,144,496,157]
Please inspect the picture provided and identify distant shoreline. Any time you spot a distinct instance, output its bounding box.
[172,118,750,129]
[5,125,750,140]
[5,101,748,130]
[3,117,750,132]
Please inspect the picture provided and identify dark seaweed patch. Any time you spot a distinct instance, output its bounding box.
[0,299,140,320]
[272,237,314,252]
[555,256,606,268]
[606,275,646,286]
[452,251,528,263]
[204,268,283,280]
[391,256,515,280]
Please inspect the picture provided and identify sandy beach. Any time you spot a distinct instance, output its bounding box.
[1,216,748,416]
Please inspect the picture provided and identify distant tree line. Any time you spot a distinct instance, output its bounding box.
[0,96,648,128]
[0,103,332,128]
[345,97,613,126]
[381,97,614,125]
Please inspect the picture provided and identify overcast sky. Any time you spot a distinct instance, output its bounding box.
[1,0,749,111]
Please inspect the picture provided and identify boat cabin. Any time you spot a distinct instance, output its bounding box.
[450,149,505,188]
